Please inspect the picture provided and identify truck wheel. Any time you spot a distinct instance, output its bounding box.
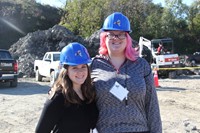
[50,71,56,86]
[168,71,177,79]
[191,60,196,67]
[36,69,42,81]
[10,77,18,87]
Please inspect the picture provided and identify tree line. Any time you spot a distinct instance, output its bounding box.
[60,0,200,54]
[0,0,199,55]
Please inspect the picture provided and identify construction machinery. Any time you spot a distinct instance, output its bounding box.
[138,37,180,78]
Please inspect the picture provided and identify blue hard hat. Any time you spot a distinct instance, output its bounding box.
[60,42,91,66]
[101,12,131,32]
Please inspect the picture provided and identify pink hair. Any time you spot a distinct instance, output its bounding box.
[99,32,138,61]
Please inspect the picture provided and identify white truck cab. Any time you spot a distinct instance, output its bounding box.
[34,52,60,86]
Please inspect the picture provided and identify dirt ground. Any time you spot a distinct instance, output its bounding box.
[0,75,200,133]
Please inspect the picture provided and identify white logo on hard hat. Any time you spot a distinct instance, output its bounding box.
[75,50,82,57]
[114,20,121,26]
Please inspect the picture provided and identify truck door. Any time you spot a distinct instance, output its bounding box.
[40,54,51,77]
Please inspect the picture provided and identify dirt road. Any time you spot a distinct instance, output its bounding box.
[158,76,200,133]
[0,78,50,133]
[0,76,200,133]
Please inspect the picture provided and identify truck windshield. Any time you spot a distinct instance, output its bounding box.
[0,51,12,59]
[151,38,174,54]
[53,54,60,61]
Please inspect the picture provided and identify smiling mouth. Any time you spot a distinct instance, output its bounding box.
[76,75,85,79]
[111,43,121,47]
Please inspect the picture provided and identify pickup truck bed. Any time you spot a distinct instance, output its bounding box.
[0,49,18,87]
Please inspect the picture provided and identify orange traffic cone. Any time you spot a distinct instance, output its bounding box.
[154,69,160,88]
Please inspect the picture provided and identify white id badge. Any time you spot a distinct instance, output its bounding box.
[109,81,129,101]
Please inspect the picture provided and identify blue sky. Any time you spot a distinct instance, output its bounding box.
[36,0,195,8]
[36,0,66,7]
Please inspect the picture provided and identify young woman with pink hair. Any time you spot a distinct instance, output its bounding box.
[90,12,162,133]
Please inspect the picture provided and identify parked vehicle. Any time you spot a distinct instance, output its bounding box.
[185,52,200,67]
[139,37,180,78]
[34,52,60,86]
[0,49,18,87]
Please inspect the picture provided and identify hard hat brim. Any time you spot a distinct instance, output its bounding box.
[100,28,132,33]
[62,60,91,66]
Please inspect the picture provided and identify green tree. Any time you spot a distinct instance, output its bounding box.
[141,4,163,38]
[60,0,106,37]
[188,1,200,35]
[186,1,200,52]
[60,0,153,39]
[160,8,176,37]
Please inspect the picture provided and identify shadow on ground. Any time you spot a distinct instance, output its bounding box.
[156,87,186,92]
[0,80,50,95]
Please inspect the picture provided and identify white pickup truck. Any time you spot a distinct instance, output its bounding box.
[34,52,60,86]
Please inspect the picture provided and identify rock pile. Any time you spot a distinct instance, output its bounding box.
[9,25,100,78]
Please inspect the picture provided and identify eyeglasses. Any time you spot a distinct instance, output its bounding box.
[106,33,126,40]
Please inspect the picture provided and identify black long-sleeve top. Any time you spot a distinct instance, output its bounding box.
[35,92,99,133]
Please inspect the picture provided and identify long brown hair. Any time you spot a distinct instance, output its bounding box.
[50,64,96,104]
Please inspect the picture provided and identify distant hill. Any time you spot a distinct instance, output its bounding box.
[0,0,63,49]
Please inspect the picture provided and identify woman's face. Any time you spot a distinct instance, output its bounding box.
[105,31,127,55]
[67,64,88,89]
